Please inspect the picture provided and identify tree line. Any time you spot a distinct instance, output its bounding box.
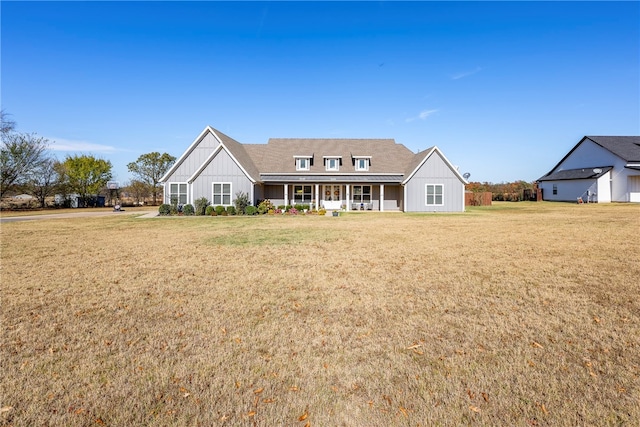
[466,180,536,201]
[0,111,175,209]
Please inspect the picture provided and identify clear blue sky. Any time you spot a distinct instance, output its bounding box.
[2,1,638,183]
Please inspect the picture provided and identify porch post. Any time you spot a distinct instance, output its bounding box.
[346,185,351,211]
[284,184,288,206]
[380,184,385,212]
[315,184,320,210]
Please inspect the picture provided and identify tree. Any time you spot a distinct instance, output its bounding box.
[127,152,176,205]
[125,179,151,205]
[25,158,59,208]
[1,110,16,136]
[1,132,50,198]
[60,154,112,207]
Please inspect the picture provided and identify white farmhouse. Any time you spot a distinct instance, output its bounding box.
[538,136,640,203]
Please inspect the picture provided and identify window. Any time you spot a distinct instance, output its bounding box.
[296,158,310,171]
[425,184,443,206]
[212,182,232,205]
[325,158,339,171]
[294,185,313,203]
[352,185,371,203]
[553,184,558,195]
[169,183,188,205]
[355,158,369,171]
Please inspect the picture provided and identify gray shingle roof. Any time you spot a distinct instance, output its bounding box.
[585,136,640,162]
[538,166,613,181]
[259,174,405,183]
[245,138,416,175]
[210,127,261,182]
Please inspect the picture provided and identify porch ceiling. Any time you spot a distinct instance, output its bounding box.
[260,174,404,183]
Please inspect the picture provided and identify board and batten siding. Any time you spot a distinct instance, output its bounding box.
[191,149,254,205]
[404,152,465,212]
[164,132,221,183]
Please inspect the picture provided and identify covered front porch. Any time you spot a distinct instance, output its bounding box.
[262,182,404,211]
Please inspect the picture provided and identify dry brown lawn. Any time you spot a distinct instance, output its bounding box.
[1,202,639,426]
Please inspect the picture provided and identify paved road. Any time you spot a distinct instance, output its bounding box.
[0,210,157,223]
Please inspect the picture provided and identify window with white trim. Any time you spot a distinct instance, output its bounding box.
[355,158,369,171]
[296,158,310,171]
[294,185,313,203]
[212,182,232,205]
[169,182,188,205]
[352,185,371,203]
[425,184,444,206]
[325,158,339,171]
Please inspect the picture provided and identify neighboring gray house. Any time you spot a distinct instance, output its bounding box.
[537,136,640,203]
[160,126,467,212]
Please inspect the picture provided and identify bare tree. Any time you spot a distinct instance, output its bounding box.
[1,110,16,137]
[126,179,151,205]
[25,158,59,208]
[1,132,50,198]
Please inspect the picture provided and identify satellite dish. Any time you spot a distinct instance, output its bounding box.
[592,168,602,174]
[463,172,471,179]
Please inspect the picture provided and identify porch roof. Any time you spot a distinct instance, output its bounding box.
[537,166,612,181]
[260,174,405,183]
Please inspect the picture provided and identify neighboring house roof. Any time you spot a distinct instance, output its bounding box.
[538,166,613,181]
[586,136,640,162]
[540,136,640,181]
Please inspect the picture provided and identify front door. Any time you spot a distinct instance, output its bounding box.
[322,185,342,209]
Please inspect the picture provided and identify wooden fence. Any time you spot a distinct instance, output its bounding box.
[465,192,492,206]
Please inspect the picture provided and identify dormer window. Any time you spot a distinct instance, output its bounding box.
[354,157,371,171]
[324,156,341,171]
[294,156,312,171]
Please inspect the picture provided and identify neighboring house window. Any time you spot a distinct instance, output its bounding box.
[425,184,444,206]
[352,185,371,203]
[296,158,310,171]
[325,158,339,171]
[169,183,188,205]
[294,185,313,203]
[212,182,232,205]
[553,184,558,195]
[355,158,369,171]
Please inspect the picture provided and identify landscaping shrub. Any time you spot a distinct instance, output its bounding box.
[205,205,215,216]
[170,204,179,215]
[318,208,327,216]
[226,205,236,215]
[285,205,292,212]
[215,205,226,215]
[233,191,250,215]
[288,207,299,215]
[194,197,209,215]
[277,205,285,210]
[257,199,274,214]
[182,204,195,216]
[245,205,258,215]
[158,204,171,215]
